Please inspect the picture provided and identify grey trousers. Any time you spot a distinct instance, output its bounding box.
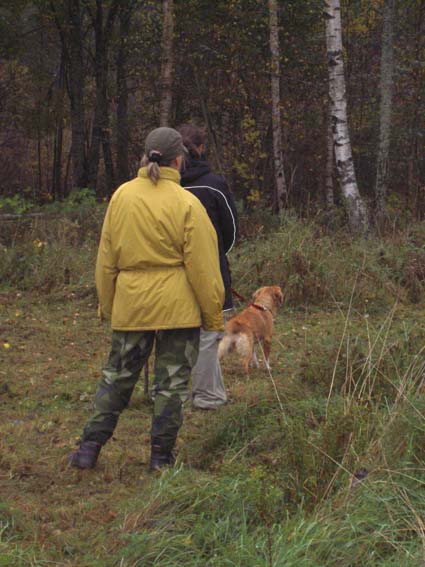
[192,329,226,409]
[191,311,233,409]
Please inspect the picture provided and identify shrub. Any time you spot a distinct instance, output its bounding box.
[228,214,424,308]
[0,194,33,215]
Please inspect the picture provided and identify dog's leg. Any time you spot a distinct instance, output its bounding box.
[240,334,254,374]
[263,338,272,370]
[251,349,260,368]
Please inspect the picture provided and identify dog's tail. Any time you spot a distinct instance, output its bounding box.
[218,326,251,361]
[218,334,236,359]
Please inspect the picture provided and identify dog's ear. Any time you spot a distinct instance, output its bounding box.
[252,287,265,302]
[274,286,284,306]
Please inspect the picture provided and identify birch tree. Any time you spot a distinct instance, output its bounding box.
[325,106,335,210]
[268,0,287,212]
[159,0,174,126]
[324,0,368,233]
[375,0,395,221]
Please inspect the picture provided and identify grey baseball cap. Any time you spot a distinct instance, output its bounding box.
[145,127,188,163]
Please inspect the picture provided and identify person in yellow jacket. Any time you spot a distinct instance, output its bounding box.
[69,127,224,471]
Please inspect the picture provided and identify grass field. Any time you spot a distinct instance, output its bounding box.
[1,213,424,566]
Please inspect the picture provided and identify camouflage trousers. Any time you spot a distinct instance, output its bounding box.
[82,328,200,453]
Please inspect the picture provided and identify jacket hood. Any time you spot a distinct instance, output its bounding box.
[180,157,211,185]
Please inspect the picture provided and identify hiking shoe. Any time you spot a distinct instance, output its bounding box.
[149,444,175,471]
[68,440,102,469]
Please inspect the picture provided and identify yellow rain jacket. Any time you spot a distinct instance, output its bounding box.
[95,166,225,331]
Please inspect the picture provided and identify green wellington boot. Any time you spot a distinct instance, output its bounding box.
[149,444,175,471]
[68,440,102,469]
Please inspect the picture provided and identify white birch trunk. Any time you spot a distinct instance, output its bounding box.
[325,105,335,209]
[375,0,395,221]
[159,0,173,126]
[269,0,287,212]
[324,0,368,233]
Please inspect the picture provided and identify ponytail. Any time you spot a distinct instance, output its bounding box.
[177,124,206,159]
[140,155,170,185]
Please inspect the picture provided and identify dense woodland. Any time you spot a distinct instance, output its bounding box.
[0,0,424,226]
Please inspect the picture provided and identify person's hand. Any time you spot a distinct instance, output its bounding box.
[97,305,108,323]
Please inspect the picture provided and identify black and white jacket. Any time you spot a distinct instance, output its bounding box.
[181,157,238,311]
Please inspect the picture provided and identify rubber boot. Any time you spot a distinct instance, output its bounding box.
[149,444,175,471]
[68,440,102,469]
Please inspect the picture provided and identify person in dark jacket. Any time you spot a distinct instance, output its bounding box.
[178,124,238,409]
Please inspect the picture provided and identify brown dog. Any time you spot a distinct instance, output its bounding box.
[218,286,283,373]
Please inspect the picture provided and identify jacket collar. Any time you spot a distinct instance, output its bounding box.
[138,166,181,184]
[180,157,211,184]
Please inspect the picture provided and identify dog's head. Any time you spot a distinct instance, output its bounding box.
[252,285,283,313]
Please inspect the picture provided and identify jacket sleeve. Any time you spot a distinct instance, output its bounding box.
[95,202,119,320]
[216,180,238,254]
[183,198,225,331]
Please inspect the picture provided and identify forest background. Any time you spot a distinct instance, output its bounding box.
[0,0,424,224]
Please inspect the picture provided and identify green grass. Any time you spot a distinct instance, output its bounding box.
[230,212,425,309]
[0,213,424,566]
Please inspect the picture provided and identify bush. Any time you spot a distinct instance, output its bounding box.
[228,214,425,308]
[0,194,33,215]
[0,209,103,291]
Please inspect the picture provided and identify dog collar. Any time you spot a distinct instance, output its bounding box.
[250,302,271,313]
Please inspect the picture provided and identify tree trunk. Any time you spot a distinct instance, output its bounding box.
[87,0,118,195]
[86,0,103,189]
[325,105,335,210]
[269,0,287,213]
[324,0,368,233]
[116,3,132,186]
[407,1,425,220]
[159,0,174,126]
[375,0,395,222]
[52,51,65,200]
[193,71,223,173]
[37,117,43,198]
[66,0,87,190]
